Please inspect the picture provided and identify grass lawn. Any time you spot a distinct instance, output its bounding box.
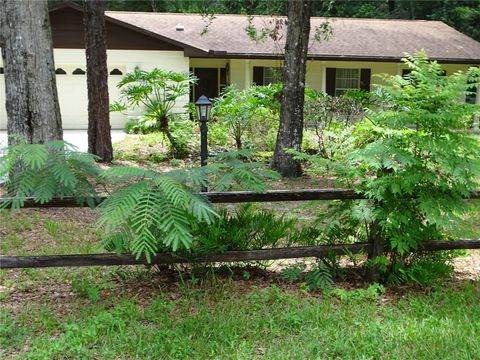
[1,133,479,359]
[1,205,479,359]
[1,277,480,359]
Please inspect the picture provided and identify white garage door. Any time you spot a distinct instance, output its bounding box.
[0,66,127,130]
[56,65,126,129]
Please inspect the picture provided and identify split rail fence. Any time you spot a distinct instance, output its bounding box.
[1,189,479,269]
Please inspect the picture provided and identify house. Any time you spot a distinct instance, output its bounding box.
[1,2,479,130]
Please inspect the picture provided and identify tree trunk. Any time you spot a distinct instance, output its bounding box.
[84,0,113,162]
[0,0,63,146]
[272,0,311,177]
[388,0,395,14]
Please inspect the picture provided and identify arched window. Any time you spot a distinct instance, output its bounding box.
[55,68,67,75]
[110,68,123,75]
[72,68,86,75]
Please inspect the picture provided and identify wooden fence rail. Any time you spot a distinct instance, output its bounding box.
[1,240,479,269]
[1,189,479,270]
[2,188,480,208]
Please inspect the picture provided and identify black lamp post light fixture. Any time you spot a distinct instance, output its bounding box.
[195,95,212,191]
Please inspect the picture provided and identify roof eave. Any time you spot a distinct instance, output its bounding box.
[49,2,209,56]
[193,52,480,64]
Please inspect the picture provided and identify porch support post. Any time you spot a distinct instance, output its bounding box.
[244,60,251,89]
[474,87,480,131]
[321,61,326,93]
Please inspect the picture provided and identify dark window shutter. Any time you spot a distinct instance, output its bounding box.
[253,66,264,85]
[325,67,336,96]
[360,68,371,91]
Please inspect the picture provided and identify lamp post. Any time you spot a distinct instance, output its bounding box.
[195,95,212,191]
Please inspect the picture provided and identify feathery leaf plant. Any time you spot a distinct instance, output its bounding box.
[0,140,100,209]
[291,52,480,261]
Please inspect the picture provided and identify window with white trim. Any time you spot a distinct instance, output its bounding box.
[335,68,360,96]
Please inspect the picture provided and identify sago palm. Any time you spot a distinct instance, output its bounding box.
[111,68,196,156]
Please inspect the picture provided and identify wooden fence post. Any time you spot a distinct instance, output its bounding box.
[367,220,384,282]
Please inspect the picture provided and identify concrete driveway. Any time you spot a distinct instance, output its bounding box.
[0,129,127,152]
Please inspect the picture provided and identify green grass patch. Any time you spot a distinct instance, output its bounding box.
[113,133,172,163]
[1,281,479,359]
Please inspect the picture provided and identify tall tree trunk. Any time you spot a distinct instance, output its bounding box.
[84,0,113,162]
[388,0,395,14]
[0,0,63,146]
[272,0,311,177]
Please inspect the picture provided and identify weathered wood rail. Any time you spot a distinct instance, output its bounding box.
[3,188,480,208]
[1,188,479,269]
[1,240,480,269]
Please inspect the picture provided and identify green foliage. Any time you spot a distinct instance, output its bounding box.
[0,311,29,350]
[100,152,279,260]
[211,84,281,150]
[208,120,230,148]
[111,68,196,156]
[71,277,114,302]
[281,261,334,292]
[281,264,305,283]
[124,114,198,156]
[305,263,334,291]
[208,149,280,191]
[327,283,386,302]
[0,141,100,209]
[98,166,217,260]
[387,252,457,286]
[303,89,365,159]
[1,140,279,261]
[188,204,317,255]
[354,54,480,254]
[5,279,480,359]
[103,199,318,259]
[293,54,480,282]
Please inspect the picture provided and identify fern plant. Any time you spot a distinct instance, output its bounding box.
[98,166,217,261]
[0,140,100,209]
[99,154,280,261]
[208,149,280,191]
[305,263,334,291]
[0,141,280,261]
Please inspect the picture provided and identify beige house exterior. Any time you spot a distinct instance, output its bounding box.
[1,2,479,130]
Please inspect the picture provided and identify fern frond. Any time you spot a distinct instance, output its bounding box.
[187,194,217,224]
[98,181,150,234]
[0,141,100,209]
[101,166,157,181]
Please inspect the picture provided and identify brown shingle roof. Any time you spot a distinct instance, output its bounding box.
[105,12,480,63]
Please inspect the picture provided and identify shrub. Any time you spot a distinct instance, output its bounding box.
[0,141,279,261]
[211,84,281,150]
[292,53,480,282]
[303,89,365,159]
